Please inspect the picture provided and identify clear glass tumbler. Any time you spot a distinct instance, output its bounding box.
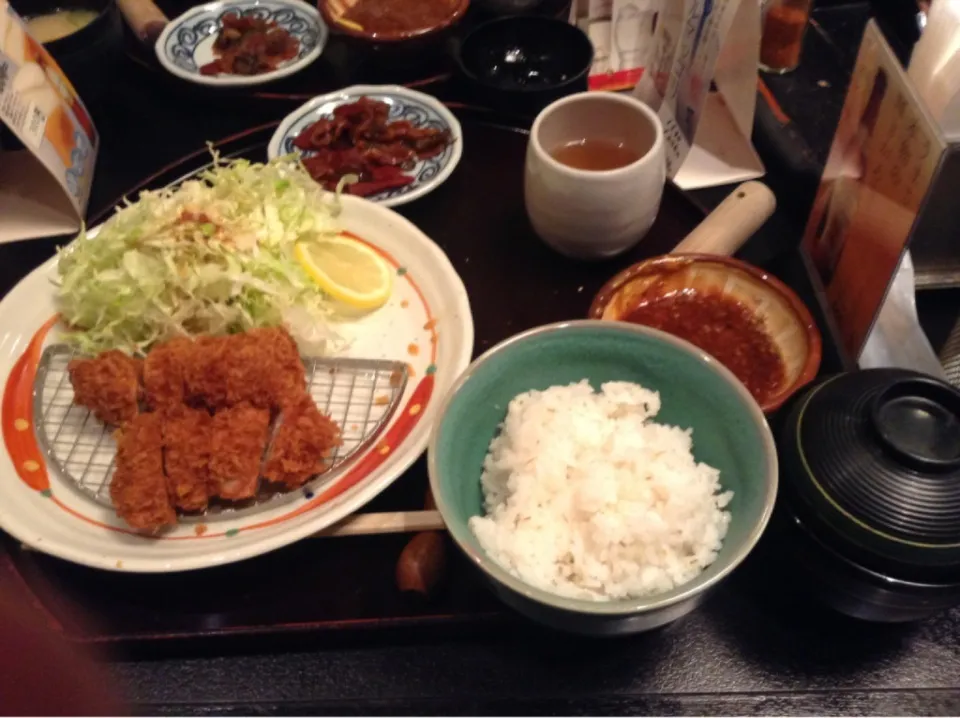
[760,0,813,74]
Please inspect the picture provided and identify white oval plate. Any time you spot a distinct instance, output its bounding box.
[156,0,327,87]
[0,195,473,573]
[268,85,463,208]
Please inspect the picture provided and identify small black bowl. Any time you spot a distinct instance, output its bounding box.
[453,16,593,117]
[10,0,124,111]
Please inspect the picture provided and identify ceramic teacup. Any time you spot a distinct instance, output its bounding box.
[524,92,666,260]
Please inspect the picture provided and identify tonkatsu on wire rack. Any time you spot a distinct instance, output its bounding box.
[33,345,409,521]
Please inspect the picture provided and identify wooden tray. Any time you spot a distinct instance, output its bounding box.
[0,107,720,647]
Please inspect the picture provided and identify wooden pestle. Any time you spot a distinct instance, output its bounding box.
[670,180,777,256]
[116,0,169,45]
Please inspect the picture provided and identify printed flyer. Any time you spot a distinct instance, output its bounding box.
[0,0,98,243]
[632,0,764,188]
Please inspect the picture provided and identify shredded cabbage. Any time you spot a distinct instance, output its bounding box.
[56,152,345,355]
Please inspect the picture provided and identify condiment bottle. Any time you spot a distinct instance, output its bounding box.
[760,0,813,74]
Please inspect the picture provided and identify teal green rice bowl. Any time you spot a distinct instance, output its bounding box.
[428,320,778,635]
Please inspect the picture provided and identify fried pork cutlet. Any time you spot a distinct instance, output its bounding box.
[182,335,232,410]
[143,336,194,410]
[161,405,212,512]
[68,350,141,425]
[255,326,307,406]
[208,402,271,501]
[223,327,307,409]
[110,413,175,531]
[263,394,342,489]
[176,328,305,411]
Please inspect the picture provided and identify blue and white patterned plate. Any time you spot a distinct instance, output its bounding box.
[156,0,327,87]
[267,85,463,208]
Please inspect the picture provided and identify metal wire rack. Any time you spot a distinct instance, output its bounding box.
[33,345,409,520]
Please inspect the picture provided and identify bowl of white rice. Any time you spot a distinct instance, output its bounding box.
[428,320,778,635]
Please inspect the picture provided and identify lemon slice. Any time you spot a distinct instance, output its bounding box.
[295,234,393,311]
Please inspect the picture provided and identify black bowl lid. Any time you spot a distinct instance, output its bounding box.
[797,369,960,548]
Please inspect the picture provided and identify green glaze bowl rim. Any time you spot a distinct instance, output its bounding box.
[427,319,779,616]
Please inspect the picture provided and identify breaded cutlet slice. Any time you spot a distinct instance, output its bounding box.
[182,335,231,410]
[68,350,141,426]
[161,405,212,512]
[154,328,306,412]
[250,326,307,407]
[263,394,342,489]
[222,327,308,410]
[110,412,176,531]
[143,336,194,410]
[208,402,271,501]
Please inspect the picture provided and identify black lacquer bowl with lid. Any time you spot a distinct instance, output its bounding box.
[776,369,960,622]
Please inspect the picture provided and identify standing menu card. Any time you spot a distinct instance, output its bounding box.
[802,19,944,363]
[0,0,98,243]
[631,0,764,189]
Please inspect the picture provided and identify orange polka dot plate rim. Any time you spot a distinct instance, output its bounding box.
[0,194,474,573]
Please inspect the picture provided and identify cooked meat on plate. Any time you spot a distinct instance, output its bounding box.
[111,413,176,531]
[68,350,142,426]
[66,327,342,532]
[264,394,342,489]
[209,402,272,501]
[161,405,213,512]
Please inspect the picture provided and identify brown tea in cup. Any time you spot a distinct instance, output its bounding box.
[550,139,641,171]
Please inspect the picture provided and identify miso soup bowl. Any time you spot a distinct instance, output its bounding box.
[428,320,779,635]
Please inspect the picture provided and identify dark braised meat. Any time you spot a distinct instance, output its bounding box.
[292,97,452,196]
[199,13,299,77]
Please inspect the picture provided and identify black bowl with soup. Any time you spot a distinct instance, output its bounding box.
[11,0,124,109]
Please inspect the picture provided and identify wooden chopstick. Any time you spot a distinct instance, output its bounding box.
[15,511,448,551]
[314,510,446,538]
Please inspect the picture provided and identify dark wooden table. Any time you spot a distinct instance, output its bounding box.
[3,2,960,714]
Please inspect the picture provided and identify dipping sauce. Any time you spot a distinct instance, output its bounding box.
[25,9,98,43]
[343,0,455,35]
[624,290,786,406]
[551,139,640,171]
